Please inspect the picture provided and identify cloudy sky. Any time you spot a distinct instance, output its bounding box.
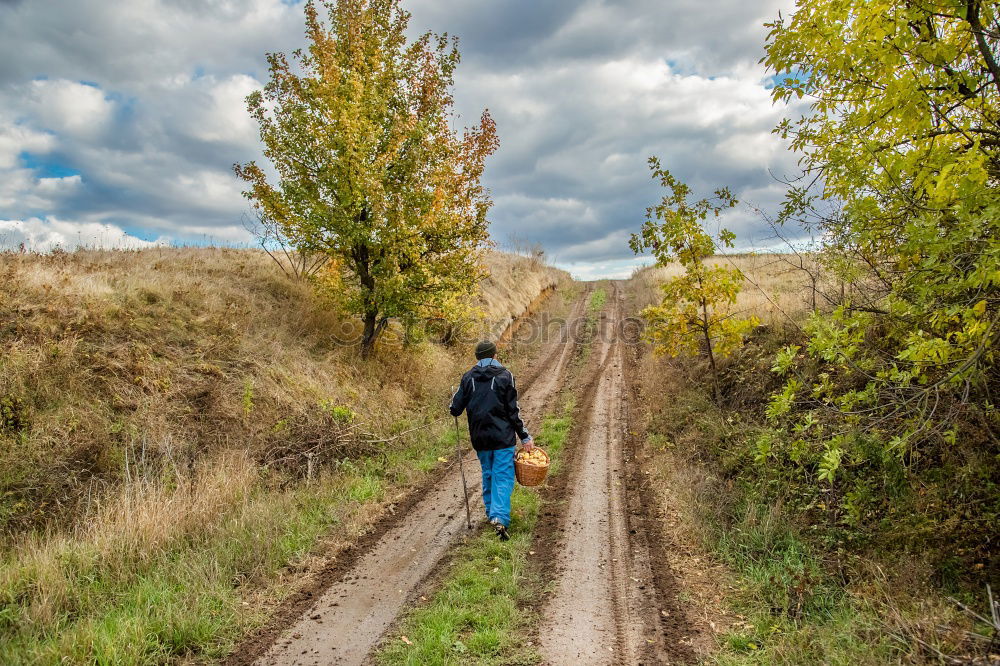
[0,0,802,278]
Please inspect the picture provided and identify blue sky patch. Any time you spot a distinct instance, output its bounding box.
[764,69,809,90]
[20,152,81,179]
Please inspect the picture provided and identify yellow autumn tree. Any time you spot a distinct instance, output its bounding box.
[235,0,499,357]
[630,158,758,403]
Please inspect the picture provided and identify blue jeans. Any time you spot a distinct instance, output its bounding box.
[476,447,515,527]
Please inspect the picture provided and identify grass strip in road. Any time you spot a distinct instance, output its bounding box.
[588,286,607,312]
[0,426,458,665]
[377,403,573,665]
[575,285,607,368]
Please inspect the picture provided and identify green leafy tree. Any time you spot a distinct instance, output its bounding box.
[756,1,1000,564]
[630,158,759,403]
[236,0,499,358]
[764,0,1000,457]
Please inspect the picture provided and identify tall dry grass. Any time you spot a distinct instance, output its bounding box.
[480,250,569,338]
[0,441,422,662]
[631,253,831,325]
[1,246,563,534]
[6,450,256,629]
[0,246,566,662]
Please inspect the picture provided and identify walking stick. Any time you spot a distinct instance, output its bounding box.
[453,412,473,530]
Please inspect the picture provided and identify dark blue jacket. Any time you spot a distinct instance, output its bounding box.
[449,361,530,451]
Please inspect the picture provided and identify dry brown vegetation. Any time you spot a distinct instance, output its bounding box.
[0,246,567,662]
[3,247,423,533]
[0,246,564,533]
[480,250,565,337]
[631,252,830,324]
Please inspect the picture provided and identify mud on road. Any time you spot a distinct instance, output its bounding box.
[534,282,698,666]
[232,280,700,666]
[232,286,591,666]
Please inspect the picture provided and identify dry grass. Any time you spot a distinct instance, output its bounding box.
[0,246,562,534]
[1,247,421,530]
[0,442,434,662]
[0,246,565,663]
[480,250,569,338]
[631,253,831,325]
[5,450,257,629]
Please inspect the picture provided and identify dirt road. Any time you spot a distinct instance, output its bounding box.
[536,282,687,665]
[241,281,696,666]
[247,287,590,666]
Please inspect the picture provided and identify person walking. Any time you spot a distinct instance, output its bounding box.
[449,340,533,541]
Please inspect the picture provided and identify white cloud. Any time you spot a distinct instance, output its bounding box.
[0,169,41,210]
[186,74,262,146]
[0,120,55,169]
[0,169,81,211]
[0,0,304,250]
[26,79,115,140]
[0,0,807,274]
[169,169,246,213]
[35,173,82,196]
[0,216,165,251]
[449,51,803,263]
[557,256,652,281]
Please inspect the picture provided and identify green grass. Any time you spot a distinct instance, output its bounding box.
[530,400,572,477]
[706,502,899,665]
[0,426,459,665]
[377,403,573,665]
[646,394,896,664]
[588,286,607,312]
[641,380,964,665]
[573,286,608,368]
[560,282,584,307]
[376,487,541,665]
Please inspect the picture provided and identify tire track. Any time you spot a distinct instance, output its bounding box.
[537,282,685,665]
[243,287,591,666]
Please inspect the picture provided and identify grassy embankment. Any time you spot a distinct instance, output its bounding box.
[0,247,566,664]
[376,285,604,664]
[631,254,993,664]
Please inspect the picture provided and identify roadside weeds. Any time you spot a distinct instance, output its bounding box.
[0,427,457,664]
[635,352,991,665]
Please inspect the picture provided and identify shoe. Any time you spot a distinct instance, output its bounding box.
[490,518,510,542]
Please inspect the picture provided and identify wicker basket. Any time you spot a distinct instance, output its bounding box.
[514,446,550,487]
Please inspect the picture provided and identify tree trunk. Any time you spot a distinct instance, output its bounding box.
[361,311,378,359]
[694,270,721,404]
[352,233,384,360]
[701,298,721,404]
[441,322,456,345]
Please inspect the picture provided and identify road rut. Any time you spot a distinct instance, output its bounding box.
[537,282,675,665]
[251,287,590,666]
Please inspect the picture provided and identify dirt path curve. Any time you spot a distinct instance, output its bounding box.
[251,287,590,666]
[537,282,675,666]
